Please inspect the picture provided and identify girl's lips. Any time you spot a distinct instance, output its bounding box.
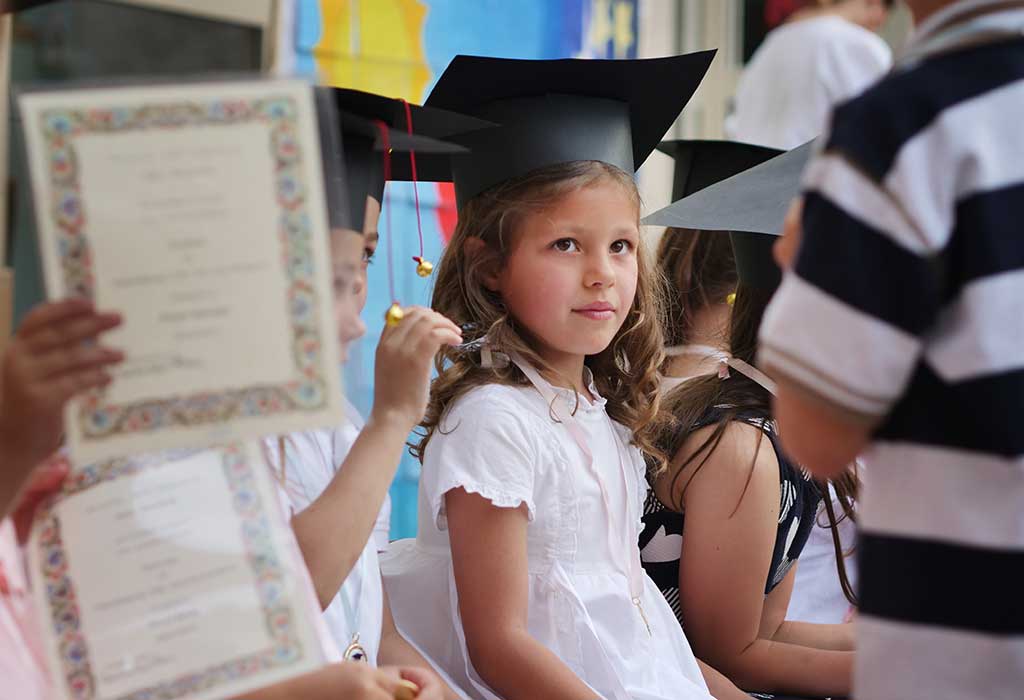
[573,308,616,321]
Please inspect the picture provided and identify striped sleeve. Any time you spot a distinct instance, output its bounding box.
[759,151,944,422]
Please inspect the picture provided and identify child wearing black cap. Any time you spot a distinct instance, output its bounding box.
[264,88,472,698]
[641,143,857,699]
[380,52,719,700]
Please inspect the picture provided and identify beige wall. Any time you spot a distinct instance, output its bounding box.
[637,0,744,221]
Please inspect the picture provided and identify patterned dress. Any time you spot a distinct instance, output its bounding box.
[639,408,822,625]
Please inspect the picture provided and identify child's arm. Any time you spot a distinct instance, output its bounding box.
[445,487,601,700]
[0,299,122,517]
[766,571,854,651]
[666,423,852,697]
[772,381,872,479]
[290,307,461,608]
[378,585,464,700]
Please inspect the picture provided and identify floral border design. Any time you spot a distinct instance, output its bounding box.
[35,446,305,700]
[39,97,329,442]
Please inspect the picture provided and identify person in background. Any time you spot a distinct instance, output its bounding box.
[266,89,469,699]
[734,5,890,612]
[654,140,781,393]
[728,0,894,150]
[760,1,1024,698]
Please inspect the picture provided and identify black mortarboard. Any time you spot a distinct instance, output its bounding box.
[313,87,350,231]
[330,110,482,234]
[643,141,815,292]
[327,87,493,229]
[396,52,715,209]
[657,140,782,201]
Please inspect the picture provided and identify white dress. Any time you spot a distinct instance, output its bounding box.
[266,415,387,665]
[380,381,712,700]
[788,485,859,624]
[727,15,892,149]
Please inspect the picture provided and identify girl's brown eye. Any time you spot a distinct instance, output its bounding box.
[611,239,634,255]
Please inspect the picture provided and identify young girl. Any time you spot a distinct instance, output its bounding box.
[655,140,782,393]
[640,157,858,696]
[381,53,717,700]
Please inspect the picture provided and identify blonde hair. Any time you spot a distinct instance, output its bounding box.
[411,160,670,472]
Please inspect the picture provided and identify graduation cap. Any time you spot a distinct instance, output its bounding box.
[657,140,782,202]
[313,87,351,231]
[326,87,494,231]
[390,52,716,209]
[643,140,815,291]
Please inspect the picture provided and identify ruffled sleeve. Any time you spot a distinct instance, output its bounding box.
[422,388,540,531]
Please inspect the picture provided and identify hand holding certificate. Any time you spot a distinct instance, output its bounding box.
[27,443,333,700]
[17,78,345,465]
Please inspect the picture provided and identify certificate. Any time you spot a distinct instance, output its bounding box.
[28,443,333,700]
[17,79,344,465]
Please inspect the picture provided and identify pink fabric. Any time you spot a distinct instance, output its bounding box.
[0,519,52,700]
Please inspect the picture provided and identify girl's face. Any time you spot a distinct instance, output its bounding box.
[330,196,381,362]
[331,228,367,363]
[494,180,640,371]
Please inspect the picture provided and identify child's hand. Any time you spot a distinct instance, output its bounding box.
[774,197,804,271]
[370,306,461,431]
[12,453,70,543]
[0,299,123,471]
[379,666,445,700]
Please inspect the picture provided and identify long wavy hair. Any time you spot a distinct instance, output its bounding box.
[656,227,737,349]
[411,160,670,471]
[657,283,861,605]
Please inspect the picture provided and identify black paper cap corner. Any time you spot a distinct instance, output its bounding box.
[413,51,716,209]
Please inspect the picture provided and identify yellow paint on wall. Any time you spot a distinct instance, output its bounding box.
[314,0,431,102]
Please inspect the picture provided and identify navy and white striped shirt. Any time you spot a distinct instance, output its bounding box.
[759,2,1024,698]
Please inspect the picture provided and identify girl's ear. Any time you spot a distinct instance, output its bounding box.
[463,236,501,292]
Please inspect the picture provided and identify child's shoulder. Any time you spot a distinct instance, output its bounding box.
[433,382,554,448]
[447,381,545,419]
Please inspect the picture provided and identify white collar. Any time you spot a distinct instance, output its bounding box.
[901,0,1024,63]
[550,365,607,412]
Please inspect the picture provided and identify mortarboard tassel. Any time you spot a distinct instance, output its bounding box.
[373,119,404,327]
[400,99,433,278]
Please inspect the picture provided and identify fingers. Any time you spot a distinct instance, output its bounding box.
[397,663,442,695]
[32,345,124,381]
[381,306,460,345]
[43,366,114,406]
[16,298,96,336]
[376,667,430,700]
[384,307,461,348]
[23,309,123,354]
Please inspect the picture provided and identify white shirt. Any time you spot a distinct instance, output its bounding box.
[381,382,712,700]
[787,484,858,624]
[332,400,392,551]
[268,413,388,665]
[728,15,892,149]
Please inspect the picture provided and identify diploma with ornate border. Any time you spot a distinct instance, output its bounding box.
[28,443,334,700]
[18,79,344,465]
